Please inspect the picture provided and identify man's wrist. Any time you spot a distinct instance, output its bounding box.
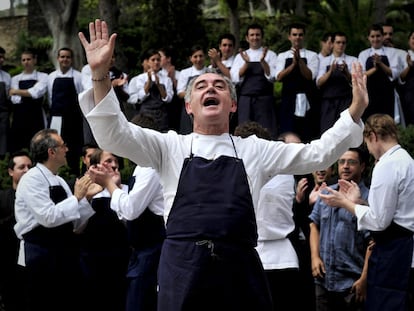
[92,72,110,82]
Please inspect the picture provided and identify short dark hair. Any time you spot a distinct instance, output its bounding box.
[159,46,176,65]
[246,23,264,37]
[21,49,37,58]
[30,129,59,164]
[0,46,5,54]
[348,147,369,166]
[82,143,99,156]
[89,148,104,166]
[333,31,347,42]
[189,45,205,56]
[8,150,31,170]
[288,23,306,34]
[58,47,73,57]
[234,121,272,140]
[142,48,160,60]
[321,32,333,42]
[219,33,236,45]
[368,24,383,36]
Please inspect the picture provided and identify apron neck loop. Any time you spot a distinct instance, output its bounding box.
[229,134,239,159]
[188,134,239,159]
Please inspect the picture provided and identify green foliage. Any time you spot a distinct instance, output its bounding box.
[139,0,206,69]
[120,158,136,183]
[0,154,10,189]
[82,0,99,10]
[398,124,414,157]
[12,31,53,72]
[73,0,414,74]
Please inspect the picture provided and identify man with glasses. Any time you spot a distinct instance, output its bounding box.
[14,128,96,311]
[309,147,371,310]
[317,32,358,134]
[276,23,319,142]
[320,114,414,310]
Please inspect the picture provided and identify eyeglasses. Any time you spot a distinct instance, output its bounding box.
[337,159,359,165]
[54,142,67,149]
[335,41,346,44]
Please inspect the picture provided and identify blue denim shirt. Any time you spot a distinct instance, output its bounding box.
[309,182,370,292]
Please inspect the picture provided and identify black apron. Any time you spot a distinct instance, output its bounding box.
[319,64,353,133]
[10,79,45,152]
[367,222,414,311]
[140,82,169,132]
[279,57,314,141]
[158,137,272,311]
[402,66,414,125]
[80,196,130,311]
[23,170,81,311]
[50,77,84,175]
[238,62,277,137]
[0,81,9,155]
[364,55,395,120]
[125,175,165,311]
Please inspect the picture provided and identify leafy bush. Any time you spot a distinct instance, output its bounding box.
[399,124,414,157]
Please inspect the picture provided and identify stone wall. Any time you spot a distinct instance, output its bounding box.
[0,15,28,63]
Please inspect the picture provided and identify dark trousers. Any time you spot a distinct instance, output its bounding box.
[265,268,301,311]
[126,246,162,311]
[315,284,365,311]
[24,242,83,311]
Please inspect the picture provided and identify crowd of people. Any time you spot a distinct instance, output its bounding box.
[1,22,414,168]
[0,18,414,311]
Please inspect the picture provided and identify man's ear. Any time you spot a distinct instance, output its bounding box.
[48,147,56,157]
[230,100,237,113]
[185,101,192,115]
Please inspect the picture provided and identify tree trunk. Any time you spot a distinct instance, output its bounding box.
[225,0,240,50]
[36,0,83,70]
[98,0,120,35]
[295,0,305,17]
[9,0,15,16]
[264,0,273,16]
[98,0,127,71]
[374,0,388,23]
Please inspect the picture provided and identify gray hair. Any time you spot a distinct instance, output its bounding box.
[30,128,59,164]
[184,68,237,103]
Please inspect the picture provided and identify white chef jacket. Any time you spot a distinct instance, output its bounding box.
[230,47,277,83]
[14,163,95,265]
[256,174,298,270]
[79,87,363,221]
[10,70,48,104]
[275,48,319,81]
[110,166,164,221]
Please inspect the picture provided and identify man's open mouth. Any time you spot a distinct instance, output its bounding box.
[204,98,219,106]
